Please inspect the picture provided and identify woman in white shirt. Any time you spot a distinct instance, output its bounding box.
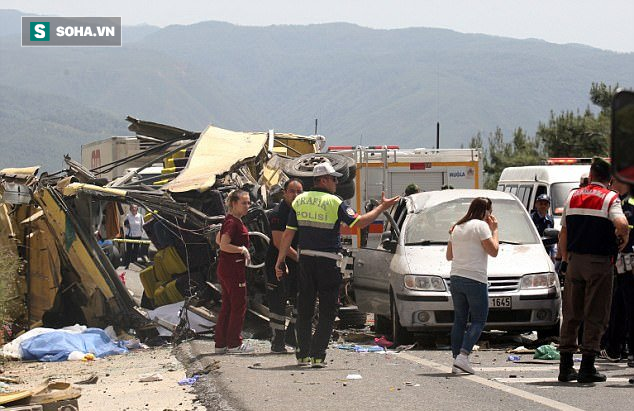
[445,197,499,374]
[124,204,145,269]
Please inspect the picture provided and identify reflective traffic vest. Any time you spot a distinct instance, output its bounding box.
[565,183,619,255]
[292,190,343,230]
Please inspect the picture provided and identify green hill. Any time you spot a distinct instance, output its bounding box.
[1,11,633,171]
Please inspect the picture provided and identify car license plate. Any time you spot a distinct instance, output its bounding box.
[489,296,512,309]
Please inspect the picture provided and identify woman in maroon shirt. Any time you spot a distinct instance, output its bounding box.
[214,189,254,354]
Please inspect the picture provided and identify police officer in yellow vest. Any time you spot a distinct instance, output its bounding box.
[275,162,400,367]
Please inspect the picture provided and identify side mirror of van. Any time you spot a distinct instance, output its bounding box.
[542,228,559,246]
[611,90,634,184]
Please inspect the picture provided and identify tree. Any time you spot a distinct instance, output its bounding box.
[474,127,544,189]
[476,82,617,189]
[536,82,616,158]
[589,82,618,111]
[536,109,608,157]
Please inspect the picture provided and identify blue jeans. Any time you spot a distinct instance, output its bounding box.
[450,275,489,357]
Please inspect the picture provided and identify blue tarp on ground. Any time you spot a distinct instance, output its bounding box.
[20,328,128,362]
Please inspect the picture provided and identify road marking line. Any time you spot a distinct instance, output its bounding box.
[475,363,629,372]
[476,366,558,371]
[492,377,631,384]
[399,352,584,411]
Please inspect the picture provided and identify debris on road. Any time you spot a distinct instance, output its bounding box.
[507,345,535,354]
[393,343,417,353]
[178,375,200,385]
[67,351,96,361]
[533,344,560,360]
[374,335,394,348]
[139,372,164,382]
[75,374,99,385]
[2,325,128,362]
[187,360,221,376]
[335,344,385,353]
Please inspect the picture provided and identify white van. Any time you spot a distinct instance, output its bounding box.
[496,164,589,228]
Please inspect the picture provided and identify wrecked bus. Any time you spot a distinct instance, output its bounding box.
[1,117,356,340]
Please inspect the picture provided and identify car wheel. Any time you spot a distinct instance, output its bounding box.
[344,156,356,181]
[390,293,414,346]
[373,314,390,335]
[418,333,437,349]
[335,180,355,200]
[337,308,367,329]
[284,153,350,181]
[537,320,560,340]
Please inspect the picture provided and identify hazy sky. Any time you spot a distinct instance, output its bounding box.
[5,0,634,53]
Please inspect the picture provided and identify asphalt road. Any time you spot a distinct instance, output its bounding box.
[121,267,634,410]
[177,336,634,411]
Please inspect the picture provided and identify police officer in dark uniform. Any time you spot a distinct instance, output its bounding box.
[558,158,630,383]
[531,194,555,235]
[265,179,303,353]
[275,162,399,368]
[531,194,555,257]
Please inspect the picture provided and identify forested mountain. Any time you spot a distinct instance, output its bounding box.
[1,10,633,170]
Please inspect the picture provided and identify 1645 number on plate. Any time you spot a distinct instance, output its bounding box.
[489,296,512,309]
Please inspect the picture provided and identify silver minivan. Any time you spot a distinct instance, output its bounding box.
[353,189,561,344]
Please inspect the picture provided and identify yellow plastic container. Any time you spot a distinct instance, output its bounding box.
[153,246,186,282]
[153,285,167,306]
[153,280,184,307]
[165,280,184,302]
[139,266,160,299]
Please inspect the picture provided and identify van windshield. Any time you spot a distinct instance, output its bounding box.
[404,198,540,245]
[550,183,578,215]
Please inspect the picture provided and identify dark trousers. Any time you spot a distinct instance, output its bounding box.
[560,252,613,355]
[602,271,634,356]
[215,260,247,349]
[266,260,298,343]
[124,236,141,268]
[296,255,342,361]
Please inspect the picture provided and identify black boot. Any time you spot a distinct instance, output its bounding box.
[577,354,607,383]
[558,351,578,382]
[271,330,288,353]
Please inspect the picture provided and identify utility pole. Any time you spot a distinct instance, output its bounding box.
[314,118,318,135]
[436,122,440,149]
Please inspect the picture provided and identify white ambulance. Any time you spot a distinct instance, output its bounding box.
[327,146,484,249]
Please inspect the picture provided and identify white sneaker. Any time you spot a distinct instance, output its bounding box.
[227,343,255,354]
[214,346,227,354]
[453,353,475,374]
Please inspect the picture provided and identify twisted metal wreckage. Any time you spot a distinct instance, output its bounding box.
[0,117,358,339]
